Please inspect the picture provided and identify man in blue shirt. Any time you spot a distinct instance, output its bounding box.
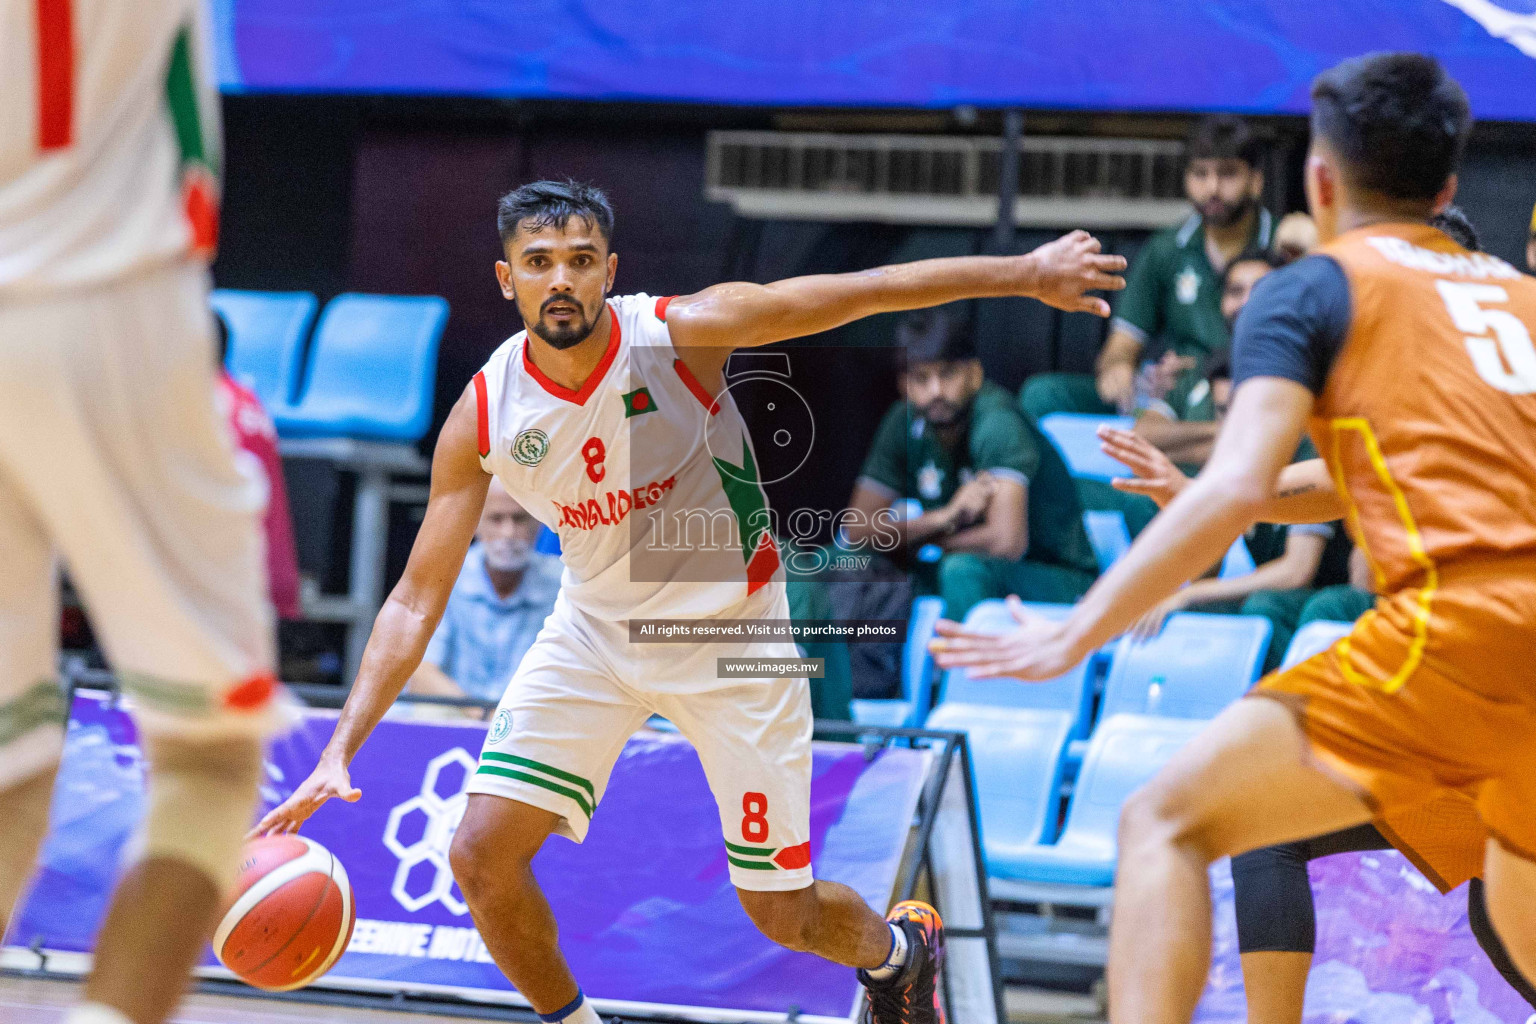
[409,480,561,702]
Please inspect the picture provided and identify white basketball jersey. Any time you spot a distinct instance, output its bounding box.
[475,293,789,637]
[1,0,219,293]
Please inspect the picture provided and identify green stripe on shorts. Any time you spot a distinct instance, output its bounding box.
[726,854,778,871]
[479,751,596,800]
[118,672,215,717]
[724,840,775,857]
[0,679,68,748]
[475,764,594,819]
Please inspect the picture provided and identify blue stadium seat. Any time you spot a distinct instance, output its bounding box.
[1100,612,1271,720]
[924,600,1096,871]
[1083,509,1132,573]
[1218,535,1257,579]
[1038,414,1135,481]
[276,294,449,442]
[850,596,944,728]
[992,613,1270,885]
[1280,619,1353,669]
[210,289,318,410]
[997,714,1206,885]
[535,524,562,556]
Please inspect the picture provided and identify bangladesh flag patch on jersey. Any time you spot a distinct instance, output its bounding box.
[623,387,658,418]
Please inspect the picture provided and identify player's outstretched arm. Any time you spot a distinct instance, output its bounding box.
[252,386,491,835]
[665,230,1126,351]
[933,378,1313,681]
[1100,426,1345,524]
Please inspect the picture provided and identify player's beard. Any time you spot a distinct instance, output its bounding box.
[919,397,967,428]
[529,294,600,350]
[1199,195,1256,230]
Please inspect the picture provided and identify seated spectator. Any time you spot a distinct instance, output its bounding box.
[214,311,301,619]
[1021,114,1273,421]
[844,306,1098,623]
[1134,249,1286,465]
[408,479,561,702]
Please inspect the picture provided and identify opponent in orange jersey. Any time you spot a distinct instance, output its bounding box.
[933,52,1536,1024]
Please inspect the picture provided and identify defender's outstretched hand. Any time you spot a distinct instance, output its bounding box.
[1098,425,1191,508]
[249,755,361,837]
[930,596,1086,681]
[1026,230,1128,317]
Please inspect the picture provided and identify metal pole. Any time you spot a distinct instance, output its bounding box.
[990,109,1024,251]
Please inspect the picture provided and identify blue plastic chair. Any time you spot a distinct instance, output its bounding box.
[991,613,1271,885]
[209,289,318,409]
[1280,619,1353,670]
[994,713,1206,885]
[1038,414,1135,482]
[1083,509,1132,573]
[1101,612,1271,720]
[925,601,1097,870]
[535,525,562,556]
[850,596,944,728]
[276,294,449,442]
[1218,535,1257,579]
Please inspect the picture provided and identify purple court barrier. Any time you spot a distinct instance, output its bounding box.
[7,691,931,1023]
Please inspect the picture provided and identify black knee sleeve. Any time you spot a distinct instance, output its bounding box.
[1231,841,1317,954]
[1468,877,1536,1009]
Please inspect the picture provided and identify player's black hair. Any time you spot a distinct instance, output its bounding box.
[1222,247,1287,286]
[1310,53,1471,202]
[1187,115,1266,170]
[1428,205,1480,252]
[896,304,976,370]
[497,179,615,248]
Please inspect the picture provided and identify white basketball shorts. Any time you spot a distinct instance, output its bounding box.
[467,597,814,892]
[0,259,281,789]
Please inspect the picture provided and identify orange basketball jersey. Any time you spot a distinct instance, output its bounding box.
[1313,224,1536,596]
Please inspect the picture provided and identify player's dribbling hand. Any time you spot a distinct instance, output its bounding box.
[1098,425,1190,508]
[249,754,361,837]
[929,596,1085,681]
[1024,230,1128,317]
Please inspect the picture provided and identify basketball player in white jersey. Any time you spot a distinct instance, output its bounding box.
[256,180,1124,1024]
[1,4,281,1024]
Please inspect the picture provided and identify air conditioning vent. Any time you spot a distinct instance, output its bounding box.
[706,131,1191,229]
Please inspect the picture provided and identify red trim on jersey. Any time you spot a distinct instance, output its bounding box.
[673,358,719,416]
[522,304,621,406]
[654,295,678,321]
[35,0,74,151]
[774,842,812,870]
[472,372,490,457]
[745,532,780,596]
[223,673,277,712]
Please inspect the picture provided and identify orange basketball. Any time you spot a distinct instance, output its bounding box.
[213,835,355,991]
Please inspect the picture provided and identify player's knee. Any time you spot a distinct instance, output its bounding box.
[737,888,816,952]
[1118,779,1221,864]
[135,734,263,892]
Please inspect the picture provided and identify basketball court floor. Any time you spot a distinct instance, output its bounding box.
[0,974,1099,1024]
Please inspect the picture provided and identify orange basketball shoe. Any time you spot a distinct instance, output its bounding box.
[858,900,945,1024]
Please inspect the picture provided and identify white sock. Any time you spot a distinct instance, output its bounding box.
[864,922,910,982]
[538,990,602,1024]
[63,1004,133,1024]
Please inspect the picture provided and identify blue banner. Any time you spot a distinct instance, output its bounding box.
[212,0,1536,120]
[6,694,929,1022]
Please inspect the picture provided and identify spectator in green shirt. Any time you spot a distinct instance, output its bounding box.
[844,306,1098,622]
[1022,115,1274,422]
[1135,248,1286,465]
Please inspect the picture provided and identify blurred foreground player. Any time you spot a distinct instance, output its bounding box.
[1,4,281,1024]
[256,179,1124,1024]
[934,53,1536,1024]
